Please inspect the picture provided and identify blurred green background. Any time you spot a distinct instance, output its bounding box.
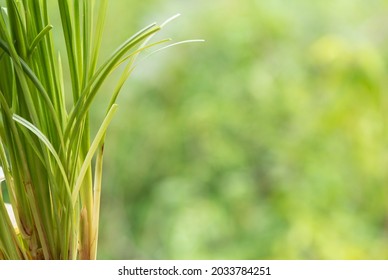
[68,0,388,259]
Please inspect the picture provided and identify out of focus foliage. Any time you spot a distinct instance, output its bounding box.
[85,0,388,259]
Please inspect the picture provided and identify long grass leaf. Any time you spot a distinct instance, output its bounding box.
[90,141,104,260]
[89,0,107,77]
[12,114,71,199]
[27,24,52,57]
[71,104,118,205]
[65,24,160,142]
[0,38,64,146]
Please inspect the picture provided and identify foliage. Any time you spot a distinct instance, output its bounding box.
[0,0,180,259]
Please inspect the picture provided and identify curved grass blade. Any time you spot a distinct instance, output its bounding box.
[71,104,118,205]
[0,38,64,146]
[12,114,71,200]
[64,23,160,142]
[27,24,53,57]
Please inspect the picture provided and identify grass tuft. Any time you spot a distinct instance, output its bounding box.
[0,0,199,259]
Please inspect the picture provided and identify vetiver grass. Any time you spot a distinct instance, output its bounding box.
[0,0,201,259]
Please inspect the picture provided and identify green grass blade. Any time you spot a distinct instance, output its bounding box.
[89,0,107,77]
[71,104,118,205]
[64,24,161,142]
[27,24,52,57]
[12,114,71,199]
[90,141,104,260]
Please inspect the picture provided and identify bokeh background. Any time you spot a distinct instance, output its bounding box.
[61,0,388,259]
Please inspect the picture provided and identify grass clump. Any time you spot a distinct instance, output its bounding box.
[0,0,199,260]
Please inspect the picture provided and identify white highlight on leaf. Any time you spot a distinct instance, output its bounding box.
[0,168,18,230]
[5,203,18,229]
[0,166,4,182]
